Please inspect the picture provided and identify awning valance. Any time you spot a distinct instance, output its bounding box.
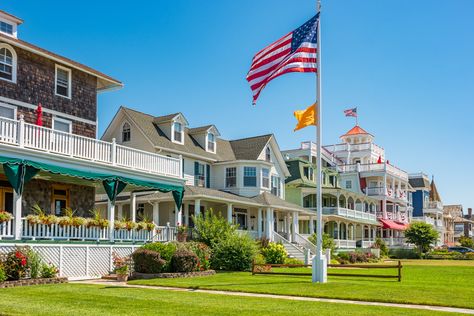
[0,156,184,209]
[379,219,408,231]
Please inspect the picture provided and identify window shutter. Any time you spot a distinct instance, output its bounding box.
[206,164,211,188]
[194,162,199,187]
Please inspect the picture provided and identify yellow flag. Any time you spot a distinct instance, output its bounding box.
[293,103,317,131]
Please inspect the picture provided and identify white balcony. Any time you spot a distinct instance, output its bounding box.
[334,239,357,249]
[323,207,377,222]
[336,162,408,182]
[365,186,408,202]
[426,201,443,211]
[0,116,182,179]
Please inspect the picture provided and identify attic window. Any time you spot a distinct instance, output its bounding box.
[207,132,215,152]
[122,122,131,142]
[173,122,183,144]
[265,147,271,162]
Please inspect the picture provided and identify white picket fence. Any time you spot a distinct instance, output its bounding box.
[0,116,182,178]
[0,219,13,239]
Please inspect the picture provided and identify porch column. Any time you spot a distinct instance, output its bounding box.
[130,192,137,222]
[257,208,262,238]
[292,212,299,241]
[309,216,315,234]
[107,200,115,242]
[184,203,189,226]
[265,207,273,240]
[286,214,292,241]
[227,203,233,224]
[336,192,340,210]
[117,204,123,220]
[195,199,201,217]
[152,202,160,226]
[13,191,22,240]
[175,205,182,226]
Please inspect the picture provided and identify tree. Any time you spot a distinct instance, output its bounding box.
[459,236,474,248]
[405,222,439,254]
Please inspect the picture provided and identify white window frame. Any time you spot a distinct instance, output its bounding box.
[0,43,17,83]
[225,167,237,188]
[206,132,216,153]
[0,102,17,119]
[52,116,72,133]
[55,64,72,99]
[172,121,184,144]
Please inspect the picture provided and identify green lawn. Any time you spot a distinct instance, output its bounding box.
[0,283,455,316]
[129,260,474,309]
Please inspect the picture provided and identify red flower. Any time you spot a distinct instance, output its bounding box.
[21,258,27,266]
[15,251,22,259]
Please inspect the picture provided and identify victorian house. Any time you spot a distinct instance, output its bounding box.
[282,142,380,250]
[99,107,310,258]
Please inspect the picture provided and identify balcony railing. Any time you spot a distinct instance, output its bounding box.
[0,116,182,179]
[365,187,408,202]
[323,142,384,154]
[334,239,357,249]
[0,217,177,242]
[323,207,377,222]
[426,201,443,211]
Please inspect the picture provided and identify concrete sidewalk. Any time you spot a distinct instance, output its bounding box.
[75,279,474,315]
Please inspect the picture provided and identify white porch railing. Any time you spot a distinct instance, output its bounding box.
[383,237,406,246]
[20,218,175,242]
[334,239,356,248]
[0,218,14,239]
[0,116,182,179]
[323,207,377,222]
[294,233,316,255]
[361,240,373,248]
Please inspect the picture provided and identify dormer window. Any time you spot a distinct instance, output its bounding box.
[265,147,271,162]
[55,65,71,98]
[0,21,13,35]
[173,121,183,144]
[0,45,16,82]
[207,132,216,152]
[122,122,131,142]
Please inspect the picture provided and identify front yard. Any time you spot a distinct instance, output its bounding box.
[129,260,474,309]
[0,283,455,315]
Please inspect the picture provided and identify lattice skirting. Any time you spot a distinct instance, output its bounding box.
[0,243,139,280]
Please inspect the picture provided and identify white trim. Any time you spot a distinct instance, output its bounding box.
[55,64,72,99]
[171,121,184,145]
[52,116,72,133]
[0,102,17,119]
[0,43,17,83]
[0,96,96,125]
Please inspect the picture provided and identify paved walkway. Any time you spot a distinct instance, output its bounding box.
[75,279,474,315]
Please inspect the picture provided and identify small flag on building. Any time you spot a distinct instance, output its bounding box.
[344,107,357,117]
[294,103,317,131]
[246,14,319,104]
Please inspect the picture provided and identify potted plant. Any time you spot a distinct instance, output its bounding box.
[112,252,130,282]
[177,225,188,242]
[0,210,12,223]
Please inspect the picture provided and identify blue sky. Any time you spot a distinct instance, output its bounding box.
[4,1,474,209]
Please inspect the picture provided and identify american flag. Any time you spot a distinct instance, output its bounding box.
[344,107,357,117]
[247,14,319,104]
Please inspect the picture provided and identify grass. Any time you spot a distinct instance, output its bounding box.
[129,260,474,309]
[0,283,456,316]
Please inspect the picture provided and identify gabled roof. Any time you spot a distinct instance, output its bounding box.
[188,125,220,136]
[429,179,442,202]
[340,125,373,138]
[444,204,463,217]
[230,134,272,160]
[0,33,122,91]
[153,113,184,124]
[0,10,23,24]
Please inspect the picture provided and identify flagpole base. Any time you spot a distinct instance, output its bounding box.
[312,253,327,283]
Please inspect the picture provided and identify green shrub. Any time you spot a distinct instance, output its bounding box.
[389,248,421,259]
[261,242,287,264]
[192,209,237,247]
[4,248,29,280]
[40,263,58,278]
[27,248,42,279]
[171,249,199,272]
[211,233,257,271]
[132,248,166,273]
[308,233,336,252]
[142,242,177,271]
[373,238,389,257]
[176,242,211,271]
[336,251,378,264]
[284,257,304,265]
[459,236,474,248]
[0,263,6,282]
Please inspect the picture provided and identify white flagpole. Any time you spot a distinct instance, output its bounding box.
[313,0,327,283]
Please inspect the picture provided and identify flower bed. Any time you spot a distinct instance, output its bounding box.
[132,270,215,279]
[425,251,474,260]
[0,277,67,288]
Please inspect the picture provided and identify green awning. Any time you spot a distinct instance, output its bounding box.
[0,156,184,209]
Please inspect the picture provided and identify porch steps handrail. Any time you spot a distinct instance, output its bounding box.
[272,231,305,255]
[294,233,316,255]
[0,116,182,179]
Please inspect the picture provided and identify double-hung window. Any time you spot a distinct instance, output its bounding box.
[243,167,256,187]
[225,167,236,188]
[194,162,205,187]
[173,122,183,143]
[262,168,270,188]
[271,175,280,197]
[55,65,71,98]
[207,132,215,152]
[0,22,13,35]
